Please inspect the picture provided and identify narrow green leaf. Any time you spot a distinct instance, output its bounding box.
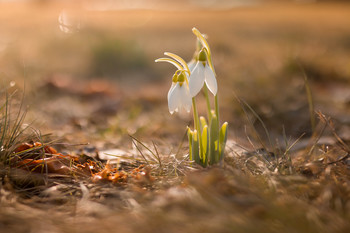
[192,130,200,165]
[200,116,207,131]
[209,114,219,165]
[219,122,228,161]
[201,125,209,167]
[187,127,193,161]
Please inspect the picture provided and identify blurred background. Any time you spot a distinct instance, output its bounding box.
[0,0,349,147]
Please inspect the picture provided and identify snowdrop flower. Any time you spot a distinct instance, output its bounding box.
[168,71,192,114]
[189,49,217,97]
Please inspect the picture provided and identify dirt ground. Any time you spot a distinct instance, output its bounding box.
[1,1,350,233]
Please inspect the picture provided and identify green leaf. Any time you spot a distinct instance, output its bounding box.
[200,116,207,131]
[187,127,193,161]
[219,122,228,161]
[192,130,200,165]
[201,125,209,167]
[209,114,219,165]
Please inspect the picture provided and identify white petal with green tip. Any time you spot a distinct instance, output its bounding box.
[204,65,217,95]
[168,83,180,114]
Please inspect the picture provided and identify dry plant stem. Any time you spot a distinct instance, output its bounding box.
[317,111,350,152]
[307,120,327,159]
[303,72,315,133]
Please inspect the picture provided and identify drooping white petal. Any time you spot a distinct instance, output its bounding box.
[204,65,217,95]
[184,87,192,112]
[168,83,181,114]
[189,62,205,97]
[167,82,176,101]
[179,84,192,113]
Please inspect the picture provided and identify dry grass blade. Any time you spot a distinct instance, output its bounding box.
[174,128,189,159]
[0,90,30,165]
[317,111,350,153]
[315,112,350,164]
[129,134,166,165]
[234,93,273,156]
[306,117,327,159]
[284,133,306,155]
[130,136,149,165]
[301,65,316,133]
[152,141,162,168]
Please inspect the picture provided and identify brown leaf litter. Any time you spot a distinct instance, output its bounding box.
[10,141,153,184]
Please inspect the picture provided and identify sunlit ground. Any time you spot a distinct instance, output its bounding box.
[0,0,350,232]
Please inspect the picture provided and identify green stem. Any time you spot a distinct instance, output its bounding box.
[192,98,200,131]
[214,94,219,124]
[214,94,220,163]
[203,85,212,122]
[192,97,202,159]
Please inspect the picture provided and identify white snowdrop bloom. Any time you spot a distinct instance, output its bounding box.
[189,50,217,97]
[168,72,192,114]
